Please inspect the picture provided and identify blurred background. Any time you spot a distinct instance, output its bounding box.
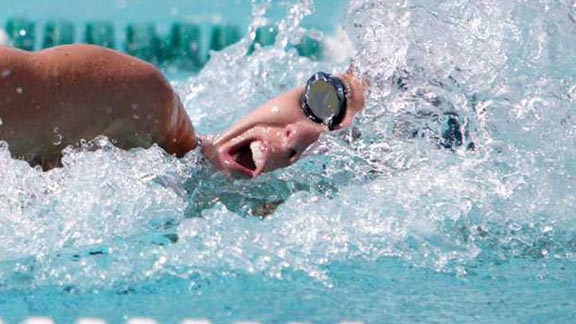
[0,0,348,71]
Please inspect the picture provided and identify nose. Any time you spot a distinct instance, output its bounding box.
[282,122,323,161]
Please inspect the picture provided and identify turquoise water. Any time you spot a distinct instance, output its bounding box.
[1,0,576,323]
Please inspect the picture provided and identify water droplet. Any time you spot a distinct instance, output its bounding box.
[568,84,576,99]
[1,69,10,78]
[18,29,26,36]
[116,0,127,9]
[16,87,23,94]
[52,127,63,145]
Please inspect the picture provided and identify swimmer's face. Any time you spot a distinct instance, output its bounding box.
[202,73,365,178]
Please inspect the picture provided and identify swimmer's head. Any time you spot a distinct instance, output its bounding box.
[201,72,365,178]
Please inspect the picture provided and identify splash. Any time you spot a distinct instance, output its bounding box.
[0,0,575,292]
[344,0,576,264]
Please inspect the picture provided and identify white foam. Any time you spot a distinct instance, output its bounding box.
[75,319,107,324]
[323,25,354,62]
[126,318,158,324]
[21,318,55,324]
[179,320,212,324]
[0,0,574,294]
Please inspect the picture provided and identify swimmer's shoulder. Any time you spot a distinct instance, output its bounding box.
[36,44,157,73]
[35,44,172,93]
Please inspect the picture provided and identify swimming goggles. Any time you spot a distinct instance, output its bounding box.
[301,72,347,130]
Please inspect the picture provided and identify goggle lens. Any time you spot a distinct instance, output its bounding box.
[308,80,340,121]
[301,72,347,130]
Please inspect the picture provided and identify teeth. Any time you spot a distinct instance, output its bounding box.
[250,141,266,170]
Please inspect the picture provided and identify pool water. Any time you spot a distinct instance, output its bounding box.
[1,0,576,323]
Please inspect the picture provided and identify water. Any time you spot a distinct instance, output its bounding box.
[1,0,576,322]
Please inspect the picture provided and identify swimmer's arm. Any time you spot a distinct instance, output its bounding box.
[161,94,198,156]
[0,44,198,163]
[36,44,199,156]
[38,44,202,157]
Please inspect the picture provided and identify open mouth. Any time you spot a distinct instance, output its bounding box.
[225,139,268,178]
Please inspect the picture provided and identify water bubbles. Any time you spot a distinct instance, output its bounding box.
[52,127,63,145]
[16,87,23,94]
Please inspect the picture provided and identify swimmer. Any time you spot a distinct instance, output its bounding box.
[0,44,365,177]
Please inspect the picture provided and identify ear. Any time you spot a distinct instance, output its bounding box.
[335,72,367,128]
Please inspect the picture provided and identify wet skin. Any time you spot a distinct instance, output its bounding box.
[202,73,366,178]
[0,44,365,176]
